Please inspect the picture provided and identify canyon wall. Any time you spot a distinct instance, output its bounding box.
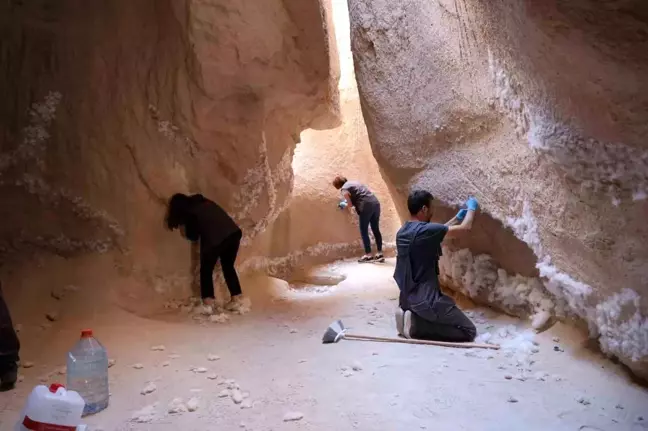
[248,90,401,278]
[246,0,401,279]
[348,0,648,378]
[0,0,340,312]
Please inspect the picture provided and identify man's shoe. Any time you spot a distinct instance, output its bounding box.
[403,310,414,339]
[395,307,405,337]
[373,253,385,263]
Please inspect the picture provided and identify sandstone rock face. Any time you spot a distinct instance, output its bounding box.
[247,90,401,277]
[245,0,401,277]
[349,0,648,378]
[0,0,339,308]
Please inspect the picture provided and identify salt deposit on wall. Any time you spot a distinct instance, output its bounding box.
[490,51,648,206]
[507,202,647,368]
[440,248,558,329]
[440,198,647,377]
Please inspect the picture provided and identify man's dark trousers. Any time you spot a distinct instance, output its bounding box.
[410,295,476,342]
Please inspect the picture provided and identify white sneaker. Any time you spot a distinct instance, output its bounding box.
[395,307,405,337]
[403,310,413,339]
[225,295,251,314]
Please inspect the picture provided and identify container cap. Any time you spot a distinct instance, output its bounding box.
[81,329,93,338]
[49,383,65,393]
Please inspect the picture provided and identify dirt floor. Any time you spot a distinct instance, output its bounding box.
[1,259,647,431]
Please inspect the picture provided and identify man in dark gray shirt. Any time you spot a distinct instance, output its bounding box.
[332,176,384,263]
[394,190,478,342]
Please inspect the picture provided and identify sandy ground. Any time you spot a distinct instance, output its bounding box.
[1,259,647,431]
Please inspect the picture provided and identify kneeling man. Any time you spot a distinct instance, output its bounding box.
[394,190,478,342]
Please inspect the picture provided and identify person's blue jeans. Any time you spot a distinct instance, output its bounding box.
[358,202,383,254]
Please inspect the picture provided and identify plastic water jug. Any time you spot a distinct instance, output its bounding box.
[66,329,109,416]
[14,383,85,431]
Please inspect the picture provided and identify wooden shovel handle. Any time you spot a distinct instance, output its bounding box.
[344,333,500,350]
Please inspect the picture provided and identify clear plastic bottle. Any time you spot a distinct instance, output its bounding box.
[66,329,109,416]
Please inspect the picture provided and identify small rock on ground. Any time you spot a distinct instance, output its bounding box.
[133,363,144,370]
[108,359,116,368]
[168,398,188,414]
[22,361,35,369]
[351,361,363,371]
[210,313,229,324]
[241,400,253,409]
[131,403,158,423]
[207,373,218,380]
[283,411,304,422]
[187,397,199,412]
[151,345,166,351]
[207,354,220,361]
[193,367,208,374]
[218,389,230,398]
[577,397,591,406]
[161,361,170,367]
[141,382,157,395]
[231,389,244,404]
[507,397,518,403]
[46,311,59,322]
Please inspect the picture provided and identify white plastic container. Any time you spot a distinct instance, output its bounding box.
[15,383,85,431]
[67,329,109,416]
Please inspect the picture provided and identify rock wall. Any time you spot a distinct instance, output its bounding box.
[243,0,401,279]
[0,0,339,310]
[246,89,401,278]
[348,0,648,379]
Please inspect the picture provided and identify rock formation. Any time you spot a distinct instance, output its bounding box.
[246,0,401,278]
[246,91,401,277]
[0,0,339,307]
[348,0,648,378]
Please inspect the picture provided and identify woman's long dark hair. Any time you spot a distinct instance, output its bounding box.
[166,193,191,230]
